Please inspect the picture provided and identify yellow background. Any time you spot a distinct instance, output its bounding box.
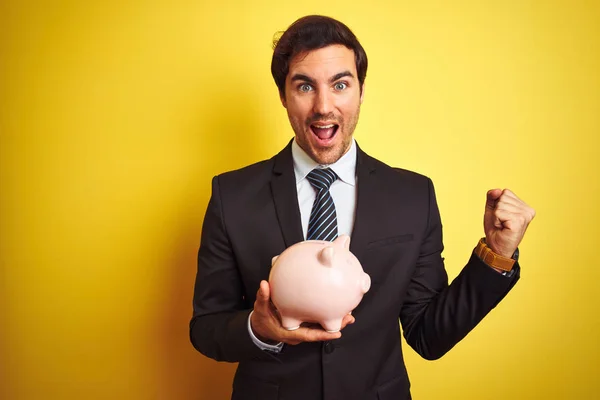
[1,1,598,399]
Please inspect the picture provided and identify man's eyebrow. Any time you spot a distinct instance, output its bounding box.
[290,71,355,85]
[290,74,316,84]
[329,71,354,83]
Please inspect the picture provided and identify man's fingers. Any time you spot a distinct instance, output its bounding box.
[500,190,536,220]
[494,201,525,214]
[254,280,272,313]
[486,189,502,209]
[487,189,534,218]
[255,280,271,304]
[298,315,355,331]
[286,327,342,343]
[485,189,536,224]
[259,280,270,299]
[497,195,524,208]
[500,189,524,204]
[340,314,355,329]
[492,209,531,230]
[489,189,529,208]
[281,316,356,344]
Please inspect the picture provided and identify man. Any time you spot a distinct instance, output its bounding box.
[190,15,535,400]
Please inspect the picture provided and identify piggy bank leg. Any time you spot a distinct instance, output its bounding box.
[321,318,343,333]
[281,316,302,331]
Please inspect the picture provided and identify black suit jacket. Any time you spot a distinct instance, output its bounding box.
[190,141,519,400]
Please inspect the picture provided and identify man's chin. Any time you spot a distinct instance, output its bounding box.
[309,147,343,165]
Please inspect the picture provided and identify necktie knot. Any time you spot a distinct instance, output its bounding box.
[307,168,338,192]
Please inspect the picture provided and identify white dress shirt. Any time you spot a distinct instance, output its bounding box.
[248,139,358,352]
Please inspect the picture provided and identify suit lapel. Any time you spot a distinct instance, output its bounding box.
[271,141,305,248]
[270,141,379,255]
[350,144,378,263]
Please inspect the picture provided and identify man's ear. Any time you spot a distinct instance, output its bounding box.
[360,83,366,104]
[280,91,287,108]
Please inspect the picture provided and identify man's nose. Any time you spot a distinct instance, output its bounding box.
[312,90,334,115]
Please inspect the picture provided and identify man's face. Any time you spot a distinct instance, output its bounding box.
[281,44,364,165]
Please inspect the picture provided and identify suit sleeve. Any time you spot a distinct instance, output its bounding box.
[189,176,277,363]
[399,178,520,360]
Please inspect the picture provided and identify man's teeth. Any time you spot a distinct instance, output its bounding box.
[313,124,335,129]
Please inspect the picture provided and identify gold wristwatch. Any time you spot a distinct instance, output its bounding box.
[474,238,518,272]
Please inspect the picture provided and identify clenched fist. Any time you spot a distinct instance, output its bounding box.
[484,189,536,258]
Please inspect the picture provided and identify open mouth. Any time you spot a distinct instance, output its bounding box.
[310,123,339,143]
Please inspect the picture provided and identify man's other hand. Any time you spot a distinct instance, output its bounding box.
[484,188,536,258]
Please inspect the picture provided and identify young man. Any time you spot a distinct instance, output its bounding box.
[190,15,535,400]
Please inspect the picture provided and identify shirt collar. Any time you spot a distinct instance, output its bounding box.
[291,138,357,186]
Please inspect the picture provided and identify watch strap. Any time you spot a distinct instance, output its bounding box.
[474,238,516,272]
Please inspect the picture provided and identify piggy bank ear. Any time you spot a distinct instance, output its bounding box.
[271,255,279,266]
[319,246,335,267]
[334,234,351,251]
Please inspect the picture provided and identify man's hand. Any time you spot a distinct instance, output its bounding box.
[484,189,536,258]
[250,280,355,345]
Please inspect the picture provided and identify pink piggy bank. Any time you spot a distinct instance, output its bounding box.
[268,235,371,332]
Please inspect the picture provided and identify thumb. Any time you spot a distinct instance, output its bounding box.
[486,189,502,210]
[258,280,271,302]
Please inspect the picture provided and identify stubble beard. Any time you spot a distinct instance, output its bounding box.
[292,106,361,165]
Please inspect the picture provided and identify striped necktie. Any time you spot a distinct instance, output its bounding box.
[306,168,339,241]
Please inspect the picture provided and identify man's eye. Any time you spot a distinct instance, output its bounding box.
[334,82,347,91]
[299,84,313,92]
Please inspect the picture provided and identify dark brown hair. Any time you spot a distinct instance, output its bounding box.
[271,15,368,97]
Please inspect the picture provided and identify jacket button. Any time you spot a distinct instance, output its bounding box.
[323,341,334,354]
